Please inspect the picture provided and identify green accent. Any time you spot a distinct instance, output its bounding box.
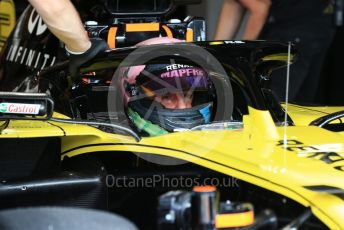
[127,108,168,136]
[0,103,7,113]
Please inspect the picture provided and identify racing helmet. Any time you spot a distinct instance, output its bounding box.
[121,37,215,136]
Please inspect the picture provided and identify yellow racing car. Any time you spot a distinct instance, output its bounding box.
[1,0,344,229]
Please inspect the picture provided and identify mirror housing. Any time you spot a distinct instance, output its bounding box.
[0,92,54,120]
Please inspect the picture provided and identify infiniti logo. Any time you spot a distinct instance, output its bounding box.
[28,9,47,36]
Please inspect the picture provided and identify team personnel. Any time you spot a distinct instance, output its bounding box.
[261,0,335,103]
[215,0,271,40]
[28,0,90,53]
[27,0,107,76]
[215,0,335,103]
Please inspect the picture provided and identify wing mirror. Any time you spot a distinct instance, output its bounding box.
[0,92,54,120]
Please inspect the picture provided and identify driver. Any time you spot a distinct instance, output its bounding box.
[121,38,215,136]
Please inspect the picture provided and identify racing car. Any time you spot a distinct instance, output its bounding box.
[1,0,344,229]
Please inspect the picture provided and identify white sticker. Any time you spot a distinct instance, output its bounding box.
[0,103,41,115]
[224,41,245,44]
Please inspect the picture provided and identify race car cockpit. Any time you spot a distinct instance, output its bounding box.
[0,0,295,136]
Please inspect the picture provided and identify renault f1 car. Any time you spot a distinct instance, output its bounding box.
[1,0,344,229]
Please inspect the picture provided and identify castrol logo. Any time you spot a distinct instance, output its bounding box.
[0,103,40,115]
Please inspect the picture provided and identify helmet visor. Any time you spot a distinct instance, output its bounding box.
[137,66,210,96]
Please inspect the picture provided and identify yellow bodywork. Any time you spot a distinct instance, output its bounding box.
[0,0,16,52]
[1,107,344,228]
[285,103,344,126]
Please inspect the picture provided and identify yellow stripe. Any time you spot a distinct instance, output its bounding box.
[0,0,15,52]
[215,211,254,228]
